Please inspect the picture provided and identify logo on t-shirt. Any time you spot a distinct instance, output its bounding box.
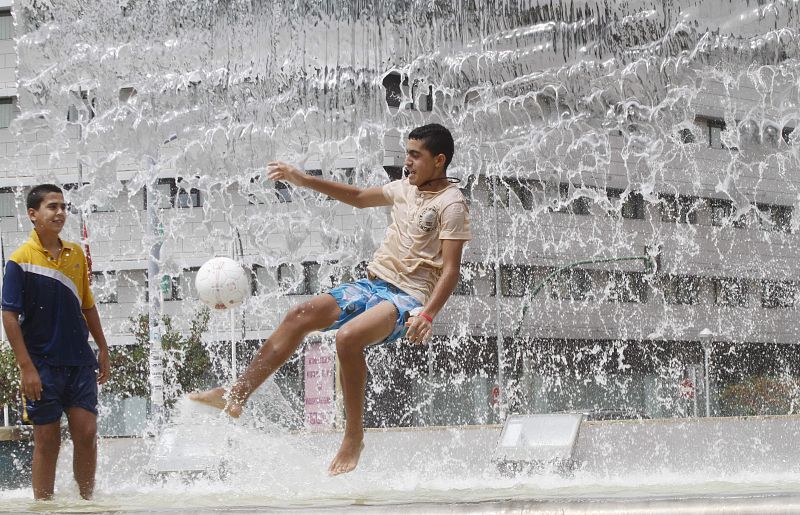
[416,206,439,232]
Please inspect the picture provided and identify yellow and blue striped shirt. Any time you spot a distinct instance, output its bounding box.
[2,230,96,366]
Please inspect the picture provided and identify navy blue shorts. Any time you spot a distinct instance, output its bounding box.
[25,362,98,425]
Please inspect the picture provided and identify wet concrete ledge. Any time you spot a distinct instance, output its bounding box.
[0,425,31,442]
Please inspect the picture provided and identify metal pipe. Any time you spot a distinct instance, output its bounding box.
[146,156,164,424]
[699,328,714,417]
[703,341,712,417]
[492,178,505,419]
[230,296,236,383]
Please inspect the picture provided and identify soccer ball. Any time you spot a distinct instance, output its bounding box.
[195,257,251,310]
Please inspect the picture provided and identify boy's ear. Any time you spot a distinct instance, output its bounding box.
[435,153,446,170]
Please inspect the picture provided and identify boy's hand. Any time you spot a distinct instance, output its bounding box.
[20,363,42,401]
[97,347,110,385]
[405,316,432,345]
[267,161,307,187]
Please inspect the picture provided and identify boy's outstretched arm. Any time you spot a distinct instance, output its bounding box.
[405,239,466,345]
[267,161,390,209]
[2,310,42,401]
[82,306,110,384]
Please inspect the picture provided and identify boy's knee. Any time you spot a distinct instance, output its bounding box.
[34,426,61,450]
[71,424,97,449]
[335,328,364,357]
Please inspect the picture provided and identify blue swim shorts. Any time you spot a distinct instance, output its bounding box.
[25,361,98,425]
[323,277,423,343]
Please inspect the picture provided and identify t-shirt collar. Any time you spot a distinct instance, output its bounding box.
[29,229,65,257]
[411,179,457,197]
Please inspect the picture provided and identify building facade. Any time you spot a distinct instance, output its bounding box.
[1,2,799,430]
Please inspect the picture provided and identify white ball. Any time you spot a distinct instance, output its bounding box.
[195,257,251,310]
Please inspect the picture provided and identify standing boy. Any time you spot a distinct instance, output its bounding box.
[192,123,472,475]
[2,184,111,500]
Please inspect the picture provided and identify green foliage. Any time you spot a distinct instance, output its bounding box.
[104,339,149,399]
[0,341,20,407]
[106,308,212,404]
[720,375,798,416]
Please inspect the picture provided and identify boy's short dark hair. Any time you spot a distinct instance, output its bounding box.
[26,184,63,210]
[409,124,455,170]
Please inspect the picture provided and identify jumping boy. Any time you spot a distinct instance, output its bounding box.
[2,184,111,500]
[192,123,471,475]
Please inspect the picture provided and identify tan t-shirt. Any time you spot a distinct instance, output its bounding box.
[367,178,472,304]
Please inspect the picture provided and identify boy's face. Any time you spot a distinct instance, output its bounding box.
[404,138,446,187]
[28,192,67,235]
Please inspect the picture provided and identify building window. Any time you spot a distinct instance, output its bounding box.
[607,272,648,303]
[783,127,794,145]
[757,203,792,233]
[550,268,593,301]
[66,90,96,124]
[548,183,591,215]
[92,198,117,213]
[606,189,645,219]
[678,128,696,144]
[0,97,15,129]
[91,272,118,304]
[275,181,292,202]
[708,198,748,229]
[175,187,200,208]
[714,278,748,307]
[251,264,274,294]
[660,193,699,224]
[384,166,404,181]
[761,281,796,309]
[709,198,730,227]
[664,275,701,305]
[453,262,496,296]
[247,176,267,205]
[177,268,199,301]
[383,72,403,109]
[490,178,539,210]
[278,262,320,295]
[382,72,432,111]
[277,263,302,294]
[161,276,180,301]
[62,182,88,214]
[144,178,202,209]
[499,264,535,297]
[119,87,137,103]
[305,262,321,293]
[143,274,180,302]
[458,175,476,207]
[0,187,18,217]
[0,11,12,41]
[707,119,726,149]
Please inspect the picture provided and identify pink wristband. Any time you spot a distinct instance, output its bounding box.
[418,312,434,323]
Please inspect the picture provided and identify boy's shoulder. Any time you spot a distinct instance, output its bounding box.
[8,237,83,264]
[8,239,36,264]
[437,184,469,207]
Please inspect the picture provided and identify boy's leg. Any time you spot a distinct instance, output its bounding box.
[66,407,97,500]
[31,421,61,500]
[191,293,341,417]
[329,300,398,476]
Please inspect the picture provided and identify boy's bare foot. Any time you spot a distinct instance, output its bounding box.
[189,387,244,418]
[328,436,365,476]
